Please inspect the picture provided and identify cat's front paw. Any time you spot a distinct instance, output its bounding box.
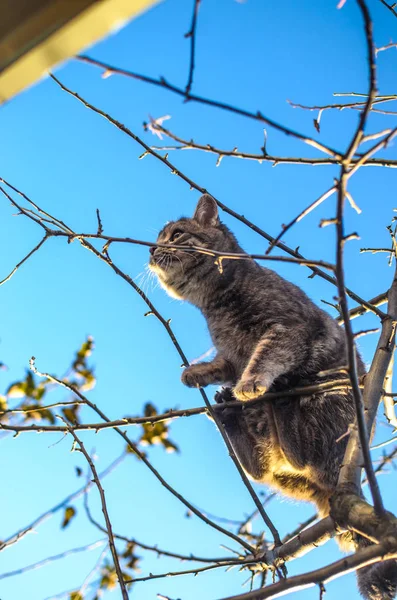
[181,365,210,388]
[233,377,267,401]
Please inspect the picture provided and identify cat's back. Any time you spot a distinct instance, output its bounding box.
[207,261,339,334]
[203,261,346,376]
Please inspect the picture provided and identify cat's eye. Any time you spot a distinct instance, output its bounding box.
[170,229,184,242]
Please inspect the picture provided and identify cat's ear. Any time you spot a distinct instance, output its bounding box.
[193,194,219,227]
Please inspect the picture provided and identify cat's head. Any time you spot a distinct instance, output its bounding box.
[149,194,240,302]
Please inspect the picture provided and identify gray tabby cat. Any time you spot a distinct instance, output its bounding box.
[149,194,397,600]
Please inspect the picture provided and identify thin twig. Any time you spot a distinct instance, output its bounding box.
[288,95,397,114]
[184,0,201,96]
[127,560,253,584]
[59,418,129,600]
[81,477,240,564]
[0,378,363,434]
[147,122,397,169]
[0,540,107,580]
[364,445,397,481]
[340,290,387,322]
[378,0,397,18]
[74,57,340,158]
[219,545,397,600]
[0,234,49,286]
[376,41,397,54]
[266,184,337,254]
[78,544,109,597]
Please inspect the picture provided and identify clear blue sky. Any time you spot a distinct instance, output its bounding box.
[0,0,396,599]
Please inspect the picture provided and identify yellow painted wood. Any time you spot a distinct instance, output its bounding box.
[0,0,161,104]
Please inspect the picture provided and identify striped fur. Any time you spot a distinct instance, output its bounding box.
[149,194,396,600]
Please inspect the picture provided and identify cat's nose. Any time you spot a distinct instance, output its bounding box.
[149,246,156,256]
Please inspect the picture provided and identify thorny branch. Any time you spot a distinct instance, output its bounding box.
[288,96,397,119]
[220,544,397,600]
[148,120,397,169]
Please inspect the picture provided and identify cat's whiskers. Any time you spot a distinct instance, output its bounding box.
[135,264,157,297]
[134,269,149,297]
[173,253,185,274]
[145,226,160,236]
[178,249,199,264]
[144,267,155,297]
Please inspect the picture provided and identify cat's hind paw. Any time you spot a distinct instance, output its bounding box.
[214,387,235,404]
[233,377,267,401]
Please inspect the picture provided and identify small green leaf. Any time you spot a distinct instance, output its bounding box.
[100,563,118,590]
[73,337,94,370]
[6,381,26,398]
[24,371,35,396]
[162,438,179,453]
[22,405,55,424]
[6,370,37,399]
[138,403,179,453]
[33,384,46,401]
[0,396,7,412]
[61,506,76,529]
[62,406,80,425]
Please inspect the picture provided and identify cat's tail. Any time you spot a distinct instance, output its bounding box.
[338,532,397,600]
[356,534,397,600]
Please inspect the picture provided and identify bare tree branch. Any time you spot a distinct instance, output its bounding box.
[0,378,365,434]
[59,418,130,600]
[0,540,107,581]
[74,56,341,158]
[338,259,397,494]
[147,121,397,169]
[376,41,397,54]
[378,0,397,18]
[219,544,397,600]
[0,234,49,286]
[333,0,385,513]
